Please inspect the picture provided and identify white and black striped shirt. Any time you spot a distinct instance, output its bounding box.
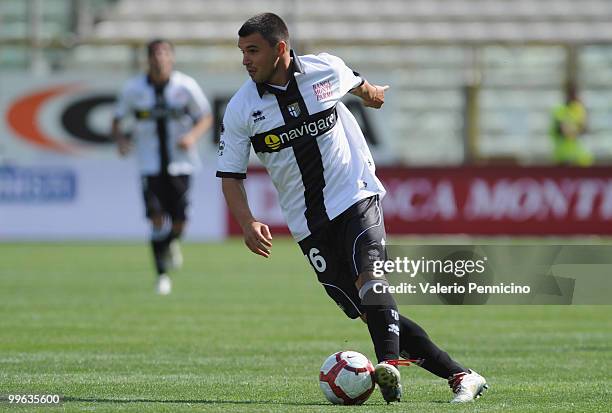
[217,52,385,241]
[115,71,211,176]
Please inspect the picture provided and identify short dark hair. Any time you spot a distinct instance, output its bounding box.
[238,13,289,47]
[146,38,174,57]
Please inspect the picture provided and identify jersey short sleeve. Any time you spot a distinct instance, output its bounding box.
[184,76,212,121]
[319,53,364,97]
[215,104,251,179]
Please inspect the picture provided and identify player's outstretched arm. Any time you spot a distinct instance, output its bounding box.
[350,80,389,109]
[221,178,273,258]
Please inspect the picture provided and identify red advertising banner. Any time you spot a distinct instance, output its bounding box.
[228,167,612,236]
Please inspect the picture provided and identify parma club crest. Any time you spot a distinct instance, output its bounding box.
[287,102,301,118]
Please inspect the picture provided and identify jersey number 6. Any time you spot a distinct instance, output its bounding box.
[306,248,327,272]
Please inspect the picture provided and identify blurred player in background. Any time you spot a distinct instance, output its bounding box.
[217,13,487,403]
[550,82,593,166]
[112,39,212,295]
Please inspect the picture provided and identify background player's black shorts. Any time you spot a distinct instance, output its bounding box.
[142,174,190,221]
[298,195,387,319]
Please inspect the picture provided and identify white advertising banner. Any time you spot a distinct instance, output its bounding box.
[0,159,224,241]
[0,72,226,241]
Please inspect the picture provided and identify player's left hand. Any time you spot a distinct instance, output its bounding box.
[363,85,389,109]
[177,135,196,150]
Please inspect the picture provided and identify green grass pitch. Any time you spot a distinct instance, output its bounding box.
[0,239,610,412]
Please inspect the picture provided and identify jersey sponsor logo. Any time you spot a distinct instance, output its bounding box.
[135,110,151,119]
[134,106,188,120]
[287,102,301,118]
[250,106,337,153]
[313,80,333,101]
[264,134,282,150]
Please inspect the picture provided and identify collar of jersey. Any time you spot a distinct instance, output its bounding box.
[146,73,171,89]
[256,49,304,98]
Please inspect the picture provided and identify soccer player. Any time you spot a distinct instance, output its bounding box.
[217,13,487,403]
[112,39,212,295]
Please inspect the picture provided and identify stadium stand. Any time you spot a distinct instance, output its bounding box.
[2,0,612,164]
[92,0,612,43]
[87,0,612,164]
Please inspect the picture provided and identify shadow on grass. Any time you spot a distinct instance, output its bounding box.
[63,397,331,406]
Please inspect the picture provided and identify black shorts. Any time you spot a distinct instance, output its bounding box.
[142,174,190,221]
[298,195,387,319]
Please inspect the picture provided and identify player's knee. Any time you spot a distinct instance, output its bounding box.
[355,271,386,290]
[150,215,164,229]
[358,278,397,308]
[150,215,172,241]
[171,220,186,236]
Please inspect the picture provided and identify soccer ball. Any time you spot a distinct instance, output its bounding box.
[319,350,376,405]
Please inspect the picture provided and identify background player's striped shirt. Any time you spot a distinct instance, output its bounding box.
[114,71,211,176]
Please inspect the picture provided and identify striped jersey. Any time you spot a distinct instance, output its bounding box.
[114,71,211,176]
[216,51,386,241]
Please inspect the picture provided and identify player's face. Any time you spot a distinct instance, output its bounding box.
[148,42,174,80]
[238,33,282,84]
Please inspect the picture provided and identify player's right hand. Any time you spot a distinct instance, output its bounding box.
[363,85,389,109]
[243,221,273,258]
